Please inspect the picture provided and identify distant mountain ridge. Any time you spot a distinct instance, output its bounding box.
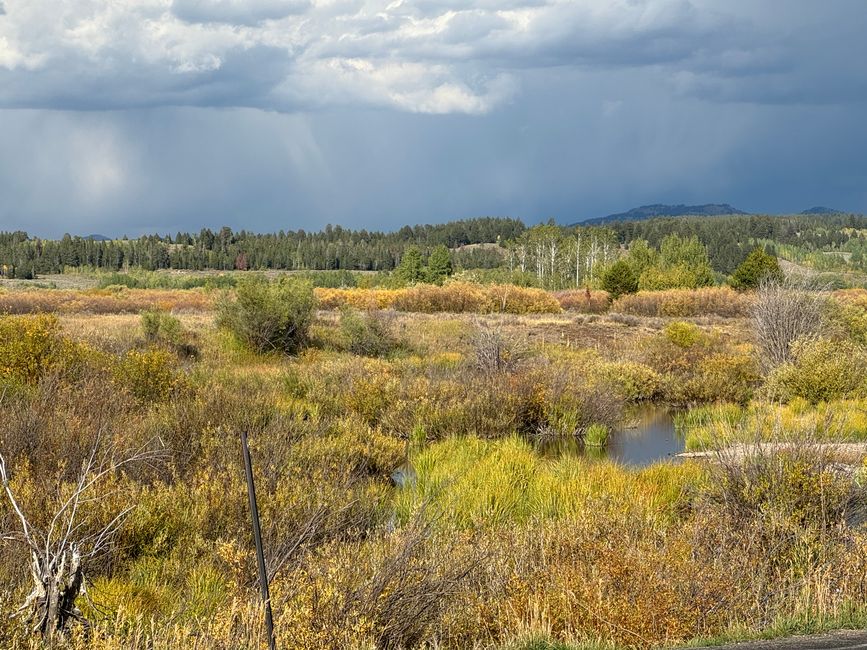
[577,203,747,225]
[574,203,855,226]
[800,206,844,215]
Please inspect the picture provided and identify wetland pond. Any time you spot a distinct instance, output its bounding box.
[392,406,686,487]
[535,405,685,467]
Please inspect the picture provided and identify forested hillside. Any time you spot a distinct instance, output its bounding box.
[0,217,524,277]
[4,212,867,288]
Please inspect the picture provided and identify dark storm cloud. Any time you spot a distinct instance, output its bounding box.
[0,0,865,237]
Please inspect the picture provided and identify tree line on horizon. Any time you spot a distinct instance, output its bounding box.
[3,212,867,284]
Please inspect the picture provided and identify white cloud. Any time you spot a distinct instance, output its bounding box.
[0,0,814,115]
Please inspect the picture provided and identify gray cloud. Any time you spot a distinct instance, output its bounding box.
[171,0,311,26]
[0,1,866,237]
[5,0,860,115]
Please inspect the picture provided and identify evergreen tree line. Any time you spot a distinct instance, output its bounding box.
[607,213,867,274]
[0,218,524,278]
[3,212,867,282]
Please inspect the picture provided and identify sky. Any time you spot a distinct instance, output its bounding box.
[0,0,866,238]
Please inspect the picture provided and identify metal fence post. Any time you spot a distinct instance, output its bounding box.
[241,430,276,650]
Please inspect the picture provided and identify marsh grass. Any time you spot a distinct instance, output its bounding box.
[2,289,867,649]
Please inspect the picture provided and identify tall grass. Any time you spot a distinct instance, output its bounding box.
[0,288,213,314]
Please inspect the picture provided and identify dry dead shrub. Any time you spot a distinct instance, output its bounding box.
[456,509,740,648]
[692,443,867,628]
[613,287,752,318]
[752,277,829,370]
[468,320,526,375]
[274,519,481,650]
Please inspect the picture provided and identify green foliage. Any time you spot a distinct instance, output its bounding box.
[583,424,609,447]
[339,308,403,357]
[625,239,658,274]
[730,248,784,289]
[217,276,316,354]
[638,263,714,290]
[636,234,715,290]
[599,259,638,298]
[659,234,711,269]
[141,309,183,344]
[427,244,453,284]
[141,308,199,358]
[396,246,425,285]
[98,271,237,290]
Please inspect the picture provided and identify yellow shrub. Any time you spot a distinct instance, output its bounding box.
[601,360,661,401]
[113,347,186,402]
[315,282,562,314]
[766,337,867,403]
[614,287,752,317]
[0,313,91,384]
[554,289,611,313]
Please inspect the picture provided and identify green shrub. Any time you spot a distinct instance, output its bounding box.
[339,308,403,357]
[639,263,714,291]
[141,308,198,358]
[217,276,316,354]
[141,308,183,345]
[730,247,783,289]
[600,260,638,298]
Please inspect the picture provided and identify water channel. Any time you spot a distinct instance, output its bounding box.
[534,405,685,467]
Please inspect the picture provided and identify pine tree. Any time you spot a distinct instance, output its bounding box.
[427,245,453,284]
[396,246,425,284]
[730,248,784,289]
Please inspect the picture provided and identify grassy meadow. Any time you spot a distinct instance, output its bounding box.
[3,278,867,648]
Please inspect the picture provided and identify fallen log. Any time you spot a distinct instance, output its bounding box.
[679,442,867,465]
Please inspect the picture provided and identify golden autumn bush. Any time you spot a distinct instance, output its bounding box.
[643,321,759,405]
[112,347,188,403]
[0,313,94,386]
[315,282,561,314]
[613,287,752,317]
[553,288,611,313]
[764,337,867,403]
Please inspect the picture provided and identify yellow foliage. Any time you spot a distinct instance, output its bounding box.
[113,347,186,402]
[314,282,562,314]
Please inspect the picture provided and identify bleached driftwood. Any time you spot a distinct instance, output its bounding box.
[679,442,867,465]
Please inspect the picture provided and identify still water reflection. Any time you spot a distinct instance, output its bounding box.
[534,405,684,467]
